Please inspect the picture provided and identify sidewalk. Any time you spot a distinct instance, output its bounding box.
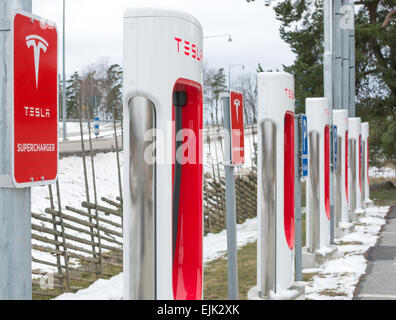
[355,206,396,300]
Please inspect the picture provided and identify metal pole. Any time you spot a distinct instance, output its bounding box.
[228,65,231,91]
[0,0,32,300]
[294,115,302,281]
[342,0,350,115]
[62,0,67,141]
[334,0,342,111]
[324,0,335,244]
[222,94,238,300]
[349,0,356,117]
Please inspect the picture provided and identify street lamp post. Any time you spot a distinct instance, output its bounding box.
[62,0,67,141]
[204,34,232,42]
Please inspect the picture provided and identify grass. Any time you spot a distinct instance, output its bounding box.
[204,242,257,300]
[317,290,347,297]
[369,177,396,206]
[33,252,122,300]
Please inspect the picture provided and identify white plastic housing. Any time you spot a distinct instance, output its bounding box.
[257,72,295,293]
[306,98,331,248]
[123,7,203,300]
[333,109,349,225]
[348,118,362,212]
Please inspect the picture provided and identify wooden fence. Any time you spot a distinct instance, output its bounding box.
[31,187,123,298]
[204,172,257,234]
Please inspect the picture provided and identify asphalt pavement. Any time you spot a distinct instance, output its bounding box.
[355,206,396,300]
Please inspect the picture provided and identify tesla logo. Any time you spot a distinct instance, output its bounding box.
[285,88,295,100]
[175,37,202,61]
[26,35,49,89]
[234,99,241,122]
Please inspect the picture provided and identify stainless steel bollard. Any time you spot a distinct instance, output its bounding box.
[362,141,366,201]
[349,138,357,218]
[259,120,277,296]
[127,97,156,300]
[334,136,342,228]
[308,131,320,253]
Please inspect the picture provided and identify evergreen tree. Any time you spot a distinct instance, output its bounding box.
[247,0,396,164]
[66,71,81,119]
[211,68,228,125]
[103,64,123,120]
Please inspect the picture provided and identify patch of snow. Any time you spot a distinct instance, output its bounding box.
[59,121,121,142]
[369,166,396,179]
[339,222,354,230]
[304,206,389,300]
[316,246,337,256]
[269,289,299,300]
[204,217,257,264]
[55,273,124,300]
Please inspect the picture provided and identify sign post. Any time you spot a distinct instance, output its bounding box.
[295,114,308,281]
[301,114,308,178]
[229,91,245,165]
[0,1,58,299]
[333,125,338,171]
[222,90,245,300]
[12,11,58,187]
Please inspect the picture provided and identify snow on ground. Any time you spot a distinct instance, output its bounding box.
[303,206,389,300]
[56,205,389,300]
[203,128,256,174]
[204,217,257,263]
[369,166,396,179]
[59,121,122,142]
[56,216,258,300]
[55,273,124,300]
[31,152,123,276]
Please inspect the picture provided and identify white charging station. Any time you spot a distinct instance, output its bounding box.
[333,110,350,233]
[249,72,304,300]
[348,118,363,216]
[361,122,372,208]
[302,98,337,268]
[123,7,204,300]
[305,98,331,250]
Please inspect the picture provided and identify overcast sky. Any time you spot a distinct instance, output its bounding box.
[32,0,295,78]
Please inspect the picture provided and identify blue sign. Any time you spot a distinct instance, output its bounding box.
[302,157,308,178]
[301,115,308,178]
[301,115,308,157]
[333,125,338,170]
[94,117,100,137]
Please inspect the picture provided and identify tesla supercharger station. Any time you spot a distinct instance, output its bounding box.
[361,122,372,208]
[248,72,304,300]
[123,8,203,300]
[348,118,363,217]
[303,98,337,267]
[333,110,350,234]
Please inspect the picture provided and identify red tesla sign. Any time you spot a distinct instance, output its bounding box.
[12,12,58,187]
[230,91,245,165]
